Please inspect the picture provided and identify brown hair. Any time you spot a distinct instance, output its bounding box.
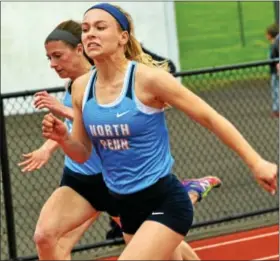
[45,20,94,65]
[45,20,82,48]
[266,23,279,38]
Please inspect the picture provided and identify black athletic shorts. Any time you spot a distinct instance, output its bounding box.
[60,166,119,217]
[109,174,193,236]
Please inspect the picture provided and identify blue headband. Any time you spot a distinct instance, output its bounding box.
[85,3,130,33]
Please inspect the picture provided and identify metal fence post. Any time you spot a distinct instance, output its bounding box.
[237,2,246,47]
[274,1,279,24]
[0,96,17,259]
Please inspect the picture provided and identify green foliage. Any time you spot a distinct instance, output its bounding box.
[175,2,275,70]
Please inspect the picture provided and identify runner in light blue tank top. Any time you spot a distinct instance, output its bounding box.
[18,20,122,260]
[42,3,277,260]
[82,61,174,194]
[27,10,226,260]
[19,19,222,261]
[42,4,277,260]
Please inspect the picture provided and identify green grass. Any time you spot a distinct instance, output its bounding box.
[175,2,275,70]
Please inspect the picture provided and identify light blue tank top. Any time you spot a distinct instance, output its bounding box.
[63,82,102,175]
[82,61,174,194]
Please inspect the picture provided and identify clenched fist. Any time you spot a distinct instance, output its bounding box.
[252,159,278,195]
[42,113,68,143]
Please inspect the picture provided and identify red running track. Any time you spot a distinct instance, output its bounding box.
[100,225,279,260]
[189,225,279,260]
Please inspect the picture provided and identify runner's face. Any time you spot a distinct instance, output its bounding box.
[45,40,80,79]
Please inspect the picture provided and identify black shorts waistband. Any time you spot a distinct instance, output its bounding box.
[109,174,172,201]
[63,166,102,182]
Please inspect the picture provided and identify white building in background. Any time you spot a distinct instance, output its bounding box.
[1,1,180,95]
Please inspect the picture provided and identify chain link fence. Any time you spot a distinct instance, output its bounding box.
[1,59,279,260]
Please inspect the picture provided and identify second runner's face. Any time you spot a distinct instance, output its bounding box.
[45,40,79,79]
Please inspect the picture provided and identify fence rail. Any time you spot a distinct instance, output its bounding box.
[1,59,279,260]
